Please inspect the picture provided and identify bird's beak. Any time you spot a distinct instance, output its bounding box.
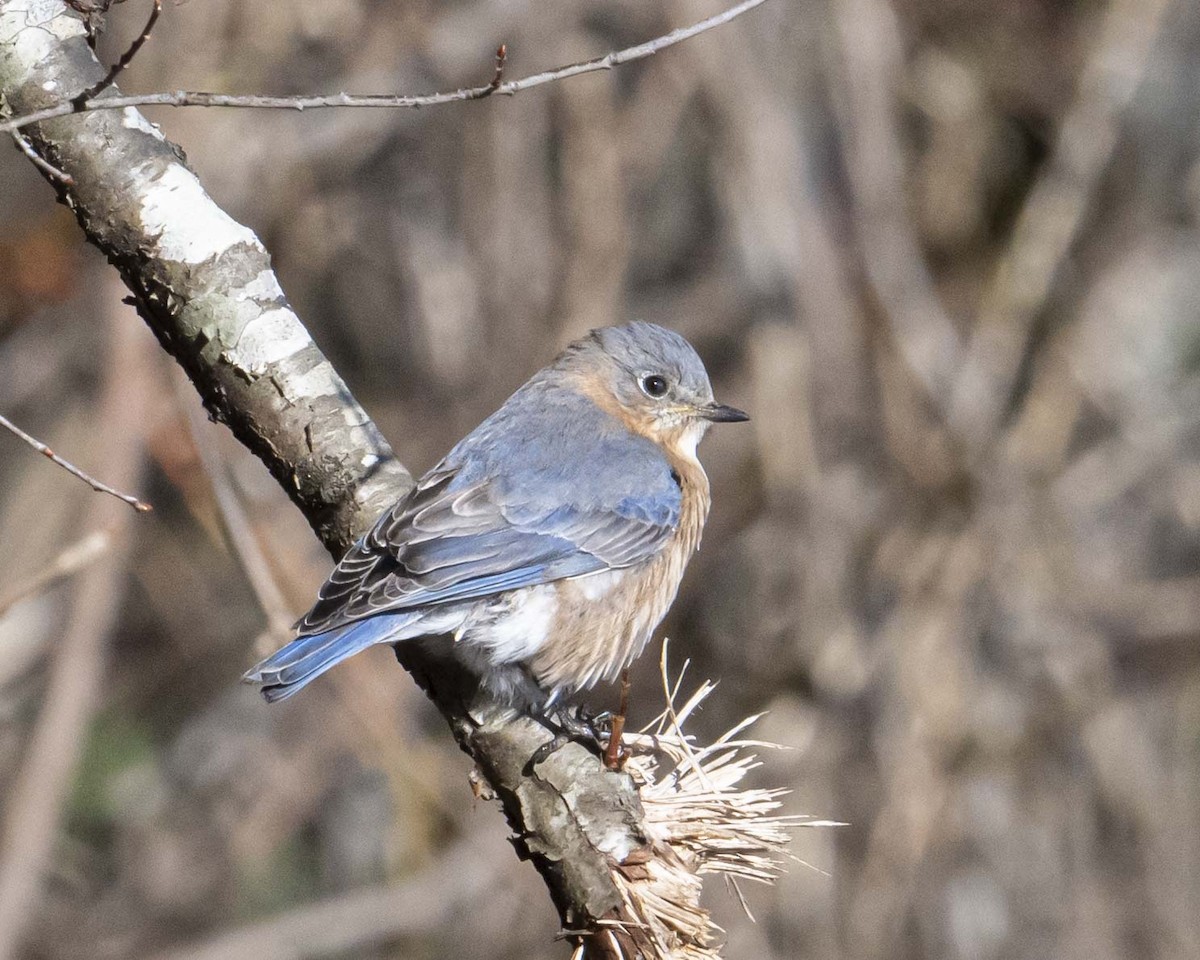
[699,402,750,423]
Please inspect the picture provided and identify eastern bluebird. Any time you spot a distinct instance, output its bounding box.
[243,322,748,712]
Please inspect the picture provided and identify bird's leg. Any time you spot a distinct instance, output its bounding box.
[603,669,631,771]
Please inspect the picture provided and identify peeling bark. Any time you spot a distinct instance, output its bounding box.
[0,0,646,943]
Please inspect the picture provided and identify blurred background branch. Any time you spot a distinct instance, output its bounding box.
[947,0,1175,450]
[0,1,783,956]
[149,836,497,960]
[2,0,1200,957]
[0,293,151,960]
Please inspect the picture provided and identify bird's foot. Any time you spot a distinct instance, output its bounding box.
[526,704,611,773]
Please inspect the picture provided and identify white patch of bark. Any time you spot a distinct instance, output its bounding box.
[136,163,261,265]
[223,309,310,375]
[120,107,166,141]
[0,0,85,61]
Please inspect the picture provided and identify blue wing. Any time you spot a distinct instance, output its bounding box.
[296,384,682,635]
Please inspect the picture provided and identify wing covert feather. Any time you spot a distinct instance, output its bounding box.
[297,386,682,634]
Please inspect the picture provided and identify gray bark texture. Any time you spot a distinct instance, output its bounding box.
[0,0,645,948]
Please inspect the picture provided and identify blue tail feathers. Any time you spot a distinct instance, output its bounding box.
[243,615,415,702]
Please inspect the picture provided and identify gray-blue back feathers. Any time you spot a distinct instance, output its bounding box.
[293,322,705,636]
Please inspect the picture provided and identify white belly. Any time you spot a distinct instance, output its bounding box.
[461,583,559,664]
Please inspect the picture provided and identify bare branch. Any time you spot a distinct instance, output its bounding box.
[71,0,159,106]
[1,0,412,555]
[0,0,769,135]
[0,410,151,511]
[464,42,508,101]
[9,129,72,182]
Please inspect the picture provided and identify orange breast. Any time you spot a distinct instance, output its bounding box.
[530,453,711,695]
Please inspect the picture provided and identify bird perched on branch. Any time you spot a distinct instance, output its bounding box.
[243,322,748,714]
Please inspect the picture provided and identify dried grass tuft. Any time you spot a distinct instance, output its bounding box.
[590,642,839,959]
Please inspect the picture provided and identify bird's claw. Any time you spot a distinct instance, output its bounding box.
[525,704,610,773]
[573,706,614,739]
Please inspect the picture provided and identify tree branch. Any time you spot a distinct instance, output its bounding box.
[0,410,150,510]
[0,0,686,950]
[10,127,72,182]
[1,0,409,555]
[70,0,159,105]
[0,0,769,135]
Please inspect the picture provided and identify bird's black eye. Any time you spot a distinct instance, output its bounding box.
[640,374,669,398]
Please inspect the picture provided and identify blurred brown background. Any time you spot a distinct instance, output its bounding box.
[2,0,1199,957]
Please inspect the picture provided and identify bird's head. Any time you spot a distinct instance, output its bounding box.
[559,322,749,458]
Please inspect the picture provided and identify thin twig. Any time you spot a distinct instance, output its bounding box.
[0,411,152,512]
[0,0,769,135]
[464,42,507,101]
[9,130,73,183]
[0,528,113,619]
[72,0,160,106]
